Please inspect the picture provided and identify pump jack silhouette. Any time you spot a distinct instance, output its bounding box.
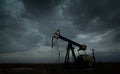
[52,29,95,66]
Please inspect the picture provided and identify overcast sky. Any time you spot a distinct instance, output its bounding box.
[0,0,120,63]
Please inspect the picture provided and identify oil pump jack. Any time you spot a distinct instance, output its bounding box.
[52,29,95,66]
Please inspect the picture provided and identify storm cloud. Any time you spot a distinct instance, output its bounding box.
[0,0,120,63]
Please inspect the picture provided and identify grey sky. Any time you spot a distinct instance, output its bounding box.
[0,0,120,63]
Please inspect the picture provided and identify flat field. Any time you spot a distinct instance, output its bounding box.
[0,62,120,74]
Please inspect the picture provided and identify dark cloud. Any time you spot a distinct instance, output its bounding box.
[22,0,61,18]
[63,0,120,50]
[65,0,120,33]
[0,0,120,62]
[0,0,8,20]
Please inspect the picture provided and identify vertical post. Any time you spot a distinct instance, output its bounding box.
[64,43,70,63]
[64,43,77,63]
[92,49,95,63]
[70,45,76,62]
[58,49,60,63]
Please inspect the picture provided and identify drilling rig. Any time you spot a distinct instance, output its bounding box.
[52,29,95,67]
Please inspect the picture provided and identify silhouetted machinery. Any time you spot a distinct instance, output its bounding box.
[52,29,95,67]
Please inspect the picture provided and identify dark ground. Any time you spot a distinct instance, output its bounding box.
[0,62,120,74]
